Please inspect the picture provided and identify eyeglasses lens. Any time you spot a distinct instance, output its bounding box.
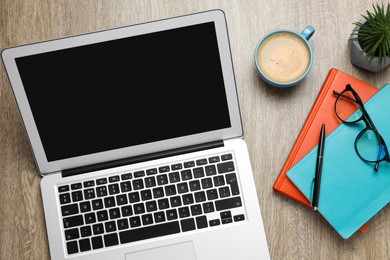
[356,129,387,162]
[335,91,363,122]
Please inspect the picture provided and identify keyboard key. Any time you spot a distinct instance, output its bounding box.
[146,201,158,212]
[201,178,213,189]
[83,180,95,188]
[196,158,208,166]
[117,218,129,230]
[104,197,116,208]
[133,179,144,190]
[193,167,205,178]
[66,241,78,254]
[205,165,217,176]
[154,211,166,223]
[63,215,84,228]
[116,194,128,205]
[208,156,220,163]
[80,226,92,237]
[71,191,83,202]
[59,193,71,204]
[96,210,108,222]
[71,183,82,190]
[79,238,91,252]
[121,173,132,180]
[184,161,195,168]
[152,187,164,198]
[180,170,192,180]
[178,206,190,218]
[128,192,140,203]
[194,191,206,202]
[218,186,231,198]
[92,199,103,210]
[170,196,182,207]
[146,168,158,175]
[165,185,176,196]
[226,173,240,195]
[61,204,79,216]
[217,161,235,173]
[80,201,91,213]
[222,217,233,224]
[158,166,170,173]
[91,236,103,249]
[145,176,156,188]
[157,174,168,185]
[105,221,116,232]
[108,175,120,182]
[108,183,120,195]
[203,202,215,213]
[92,223,104,235]
[189,180,200,191]
[221,153,233,161]
[104,233,119,247]
[142,214,154,225]
[190,204,202,216]
[177,182,189,194]
[134,203,145,214]
[121,205,133,217]
[158,198,169,210]
[141,189,152,201]
[120,181,132,192]
[234,214,245,222]
[85,213,96,224]
[215,196,242,211]
[96,186,108,197]
[171,163,182,170]
[65,228,80,240]
[134,171,145,178]
[169,172,180,183]
[119,221,180,244]
[209,219,220,226]
[84,188,95,200]
[109,208,120,219]
[196,216,208,229]
[166,209,178,220]
[182,193,194,205]
[58,185,69,193]
[206,189,218,200]
[96,178,107,185]
[129,216,141,227]
[181,218,196,232]
[213,175,225,186]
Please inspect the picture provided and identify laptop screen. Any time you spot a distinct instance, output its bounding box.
[14,22,231,162]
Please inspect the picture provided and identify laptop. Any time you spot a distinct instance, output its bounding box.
[2,9,270,260]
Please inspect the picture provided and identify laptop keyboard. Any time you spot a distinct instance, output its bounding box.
[58,152,245,255]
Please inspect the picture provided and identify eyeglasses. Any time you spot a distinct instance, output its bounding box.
[333,84,390,171]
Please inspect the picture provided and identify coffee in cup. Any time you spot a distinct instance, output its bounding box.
[255,25,315,87]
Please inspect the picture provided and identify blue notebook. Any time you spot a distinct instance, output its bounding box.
[287,83,390,239]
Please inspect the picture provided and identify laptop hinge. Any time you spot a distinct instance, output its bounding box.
[62,140,224,178]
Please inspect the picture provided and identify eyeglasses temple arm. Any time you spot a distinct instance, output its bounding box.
[332,90,359,103]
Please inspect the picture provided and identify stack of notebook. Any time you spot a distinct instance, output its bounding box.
[274,68,390,238]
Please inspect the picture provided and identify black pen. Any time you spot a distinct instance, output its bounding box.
[312,123,325,211]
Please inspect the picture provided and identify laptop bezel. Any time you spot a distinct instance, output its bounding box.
[1,9,243,175]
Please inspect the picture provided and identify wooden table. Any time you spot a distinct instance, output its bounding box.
[1,0,390,259]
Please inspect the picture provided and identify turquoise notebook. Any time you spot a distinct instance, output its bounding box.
[287,83,390,239]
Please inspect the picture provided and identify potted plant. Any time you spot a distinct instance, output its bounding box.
[349,3,390,72]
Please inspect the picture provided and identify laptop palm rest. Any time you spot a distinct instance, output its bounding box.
[125,241,196,260]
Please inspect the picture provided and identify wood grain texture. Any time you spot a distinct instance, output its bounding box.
[1,0,390,259]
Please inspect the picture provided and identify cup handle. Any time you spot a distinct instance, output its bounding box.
[300,25,315,41]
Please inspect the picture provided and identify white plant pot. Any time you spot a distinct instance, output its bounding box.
[349,22,390,73]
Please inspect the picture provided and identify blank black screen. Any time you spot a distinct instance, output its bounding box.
[15,22,231,161]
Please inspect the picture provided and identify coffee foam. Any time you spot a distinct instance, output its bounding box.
[257,32,310,83]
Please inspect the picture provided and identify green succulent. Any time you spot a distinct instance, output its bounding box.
[350,3,390,65]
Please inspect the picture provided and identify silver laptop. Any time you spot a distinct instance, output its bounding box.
[2,9,269,260]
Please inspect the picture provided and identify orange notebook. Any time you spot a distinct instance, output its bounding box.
[273,68,378,232]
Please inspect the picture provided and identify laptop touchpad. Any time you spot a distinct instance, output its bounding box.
[125,241,196,260]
